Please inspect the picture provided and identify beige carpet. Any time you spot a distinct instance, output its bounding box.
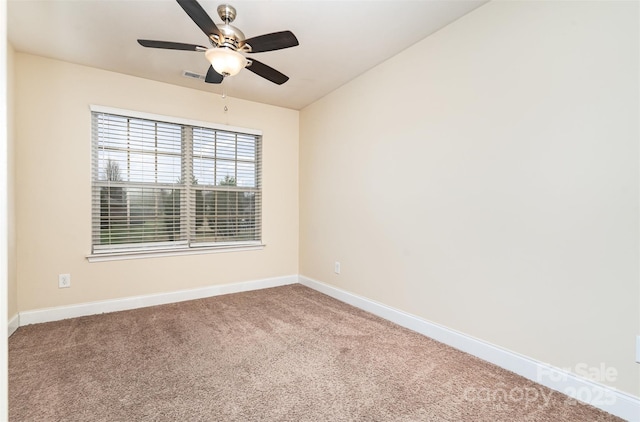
[9,284,622,421]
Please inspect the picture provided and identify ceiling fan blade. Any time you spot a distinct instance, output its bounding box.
[241,31,299,53]
[205,66,224,84]
[246,59,289,85]
[176,0,221,38]
[138,40,207,51]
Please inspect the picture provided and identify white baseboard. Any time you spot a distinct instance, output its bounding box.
[19,275,298,326]
[299,275,640,422]
[8,314,19,337]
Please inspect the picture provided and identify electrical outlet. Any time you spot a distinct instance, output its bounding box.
[334,261,341,274]
[636,336,640,364]
[58,273,71,288]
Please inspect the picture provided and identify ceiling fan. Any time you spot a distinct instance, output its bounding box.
[137,0,299,85]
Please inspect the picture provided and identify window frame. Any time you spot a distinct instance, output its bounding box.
[87,105,264,262]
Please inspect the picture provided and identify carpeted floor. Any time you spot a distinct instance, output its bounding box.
[9,284,622,421]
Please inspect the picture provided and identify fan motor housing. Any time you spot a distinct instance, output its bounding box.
[213,23,245,50]
[210,4,248,50]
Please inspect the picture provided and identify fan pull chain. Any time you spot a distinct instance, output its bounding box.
[220,81,229,125]
[222,84,228,113]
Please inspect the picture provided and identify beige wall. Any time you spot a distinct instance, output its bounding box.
[7,43,16,319]
[14,53,299,311]
[300,1,639,396]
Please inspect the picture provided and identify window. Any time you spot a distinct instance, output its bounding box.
[90,106,262,258]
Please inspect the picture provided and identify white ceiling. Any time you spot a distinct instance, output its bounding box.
[8,0,487,110]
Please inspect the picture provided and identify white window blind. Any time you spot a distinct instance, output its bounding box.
[91,110,261,255]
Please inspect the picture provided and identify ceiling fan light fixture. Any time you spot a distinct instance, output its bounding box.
[205,47,247,77]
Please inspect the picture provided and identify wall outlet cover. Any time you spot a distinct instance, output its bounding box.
[58,274,71,288]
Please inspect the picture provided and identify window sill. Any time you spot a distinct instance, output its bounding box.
[86,244,266,263]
